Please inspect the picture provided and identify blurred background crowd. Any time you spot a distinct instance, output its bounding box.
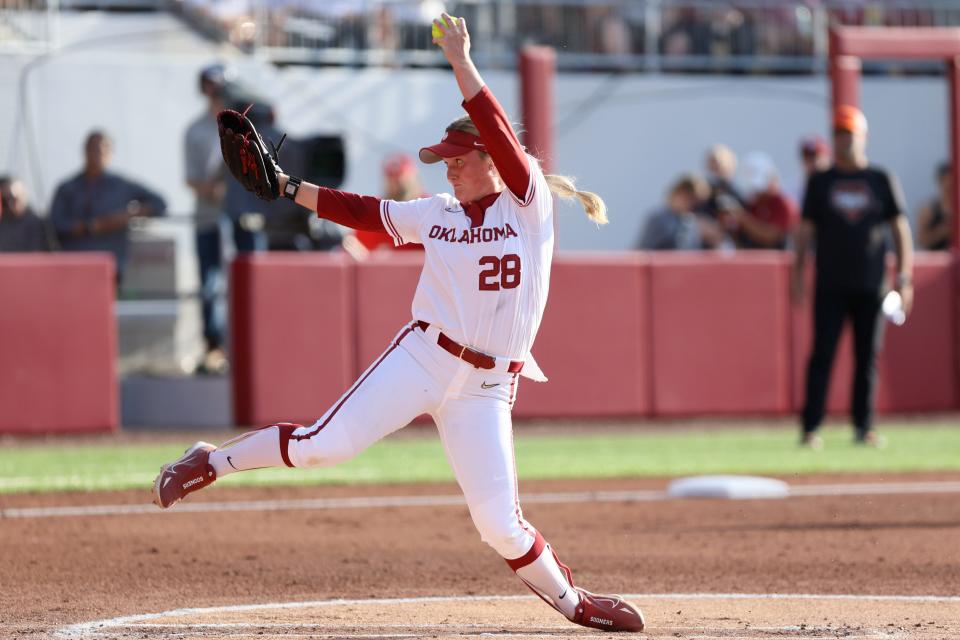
[1,0,956,380]
[178,0,960,73]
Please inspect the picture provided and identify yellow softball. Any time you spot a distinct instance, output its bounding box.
[432,16,458,41]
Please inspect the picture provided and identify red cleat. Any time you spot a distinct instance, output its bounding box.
[152,442,217,509]
[571,588,645,632]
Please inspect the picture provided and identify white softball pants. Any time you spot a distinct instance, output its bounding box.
[284,322,535,560]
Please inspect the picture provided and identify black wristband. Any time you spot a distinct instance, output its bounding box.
[283,176,302,201]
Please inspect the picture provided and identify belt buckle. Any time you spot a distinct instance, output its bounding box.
[458,345,467,360]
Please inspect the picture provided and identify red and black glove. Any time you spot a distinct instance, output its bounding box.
[217,107,285,201]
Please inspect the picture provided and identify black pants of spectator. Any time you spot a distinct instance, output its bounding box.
[802,288,885,437]
[197,218,266,353]
[196,224,225,352]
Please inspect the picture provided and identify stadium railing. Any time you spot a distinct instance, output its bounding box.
[174,0,960,74]
[6,0,960,73]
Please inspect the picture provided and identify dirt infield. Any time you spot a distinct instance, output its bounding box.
[3,473,960,639]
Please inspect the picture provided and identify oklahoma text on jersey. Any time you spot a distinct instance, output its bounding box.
[428,222,519,244]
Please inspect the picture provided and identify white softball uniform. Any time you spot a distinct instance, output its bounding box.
[285,157,553,560]
[199,85,591,622]
[381,154,552,375]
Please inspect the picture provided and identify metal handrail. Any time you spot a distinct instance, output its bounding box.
[3,0,960,71]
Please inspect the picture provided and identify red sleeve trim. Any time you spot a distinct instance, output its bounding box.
[314,187,385,232]
[509,177,536,208]
[380,201,405,246]
[463,86,532,203]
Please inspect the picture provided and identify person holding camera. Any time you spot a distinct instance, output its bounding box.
[715,152,799,250]
[186,64,231,374]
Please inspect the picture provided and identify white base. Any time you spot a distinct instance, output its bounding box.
[667,475,789,500]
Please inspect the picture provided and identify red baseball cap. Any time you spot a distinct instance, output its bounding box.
[383,153,415,178]
[833,105,868,133]
[419,129,487,164]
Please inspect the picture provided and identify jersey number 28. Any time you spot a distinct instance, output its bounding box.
[479,254,521,291]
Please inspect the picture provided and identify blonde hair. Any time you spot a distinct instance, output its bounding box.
[446,117,609,225]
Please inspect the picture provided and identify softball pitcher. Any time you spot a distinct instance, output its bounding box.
[154,15,644,633]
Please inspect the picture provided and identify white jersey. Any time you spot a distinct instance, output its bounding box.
[379,154,553,371]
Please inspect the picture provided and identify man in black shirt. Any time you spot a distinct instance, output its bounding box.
[792,105,914,448]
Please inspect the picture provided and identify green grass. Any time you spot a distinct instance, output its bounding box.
[1,423,958,494]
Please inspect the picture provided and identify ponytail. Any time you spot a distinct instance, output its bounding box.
[444,116,608,224]
[545,174,608,225]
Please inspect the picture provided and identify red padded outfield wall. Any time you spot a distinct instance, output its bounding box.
[649,252,792,416]
[0,254,118,434]
[231,253,355,427]
[514,254,652,417]
[353,254,424,369]
[877,253,958,411]
[229,252,958,424]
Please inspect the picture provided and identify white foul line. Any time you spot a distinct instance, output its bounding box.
[5,481,960,519]
[53,592,960,639]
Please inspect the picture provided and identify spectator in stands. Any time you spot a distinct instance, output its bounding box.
[389,0,447,51]
[185,64,230,375]
[586,6,631,56]
[0,176,54,252]
[916,162,953,251]
[49,131,166,283]
[716,6,758,57]
[638,173,712,250]
[344,153,426,257]
[702,144,747,220]
[660,7,712,56]
[795,135,830,204]
[717,152,799,249]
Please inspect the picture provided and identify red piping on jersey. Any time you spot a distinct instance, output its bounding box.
[383,201,404,243]
[463,86,531,204]
[285,324,415,454]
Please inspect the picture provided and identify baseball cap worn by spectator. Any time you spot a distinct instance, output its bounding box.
[742,152,777,194]
[200,64,227,87]
[800,136,829,157]
[384,153,416,178]
[834,105,868,133]
[419,130,487,163]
